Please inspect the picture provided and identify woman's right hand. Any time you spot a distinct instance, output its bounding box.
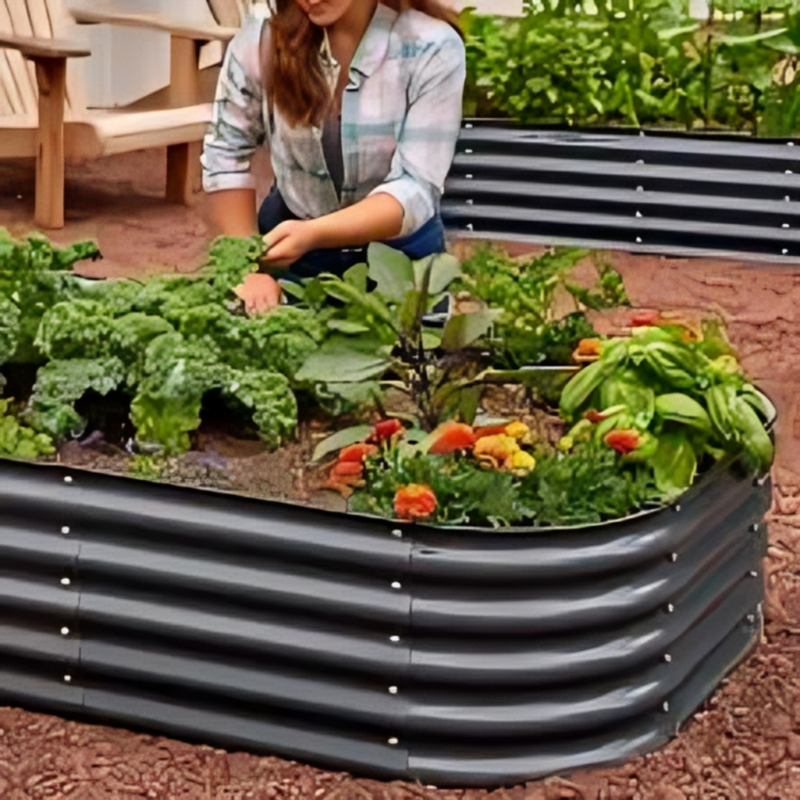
[234,273,283,315]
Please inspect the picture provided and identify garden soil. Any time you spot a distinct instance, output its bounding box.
[2,150,800,799]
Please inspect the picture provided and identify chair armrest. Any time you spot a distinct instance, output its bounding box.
[71,8,238,43]
[0,33,90,60]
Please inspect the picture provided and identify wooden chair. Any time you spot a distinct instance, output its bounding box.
[0,0,237,229]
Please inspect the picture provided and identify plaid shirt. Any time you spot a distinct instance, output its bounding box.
[201,4,466,237]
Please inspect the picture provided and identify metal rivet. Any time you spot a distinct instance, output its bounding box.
[466,223,474,231]
[667,603,675,614]
[464,148,474,154]
[782,223,791,228]
[60,577,71,587]
[465,174,473,179]
[465,123,474,129]
[635,237,642,243]
[388,686,399,695]
[63,675,72,683]
[388,737,399,746]
[61,526,70,535]
[60,627,70,636]
[390,635,400,643]
[786,169,793,174]
[782,249,789,255]
[664,653,672,663]
[636,185,644,192]
[749,570,758,578]
[788,141,794,146]
[391,581,402,590]
[390,529,403,539]
[785,195,791,202]
[636,159,645,165]
[466,198,474,205]
[635,210,643,218]
[63,476,73,484]
[670,552,678,563]
[673,504,681,513]
[662,701,670,712]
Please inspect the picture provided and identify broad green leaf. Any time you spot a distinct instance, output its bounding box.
[366,243,414,302]
[424,253,462,295]
[295,336,392,383]
[440,310,493,350]
[343,262,369,292]
[652,431,697,500]
[654,392,711,433]
[312,424,373,462]
[327,319,371,335]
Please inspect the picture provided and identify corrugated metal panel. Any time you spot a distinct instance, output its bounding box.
[442,124,800,262]
[0,457,769,786]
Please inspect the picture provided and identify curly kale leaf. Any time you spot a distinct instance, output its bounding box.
[0,298,20,366]
[0,398,55,459]
[35,300,115,360]
[27,357,127,438]
[224,370,297,450]
[207,235,265,296]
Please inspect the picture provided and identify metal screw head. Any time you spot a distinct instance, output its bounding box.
[387,737,399,746]
[635,236,643,243]
[390,529,402,539]
[61,526,70,535]
[389,635,400,643]
[782,249,790,255]
[670,552,678,563]
[388,686,398,695]
[63,675,72,683]
[60,627,70,636]
[635,211,643,218]
[391,581,402,590]
[666,603,675,614]
[664,653,673,663]
[60,577,71,587]
[662,701,670,712]
[63,476,73,484]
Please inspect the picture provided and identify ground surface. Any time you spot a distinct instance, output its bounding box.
[2,150,800,799]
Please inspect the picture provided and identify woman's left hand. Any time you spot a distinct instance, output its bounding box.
[261,220,321,268]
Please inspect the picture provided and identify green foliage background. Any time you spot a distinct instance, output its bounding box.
[464,0,800,135]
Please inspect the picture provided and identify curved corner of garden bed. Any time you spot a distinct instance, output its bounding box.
[0,455,770,787]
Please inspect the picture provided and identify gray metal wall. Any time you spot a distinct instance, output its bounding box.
[0,457,769,787]
[442,125,800,263]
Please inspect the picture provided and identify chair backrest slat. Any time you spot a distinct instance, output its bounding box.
[0,0,38,118]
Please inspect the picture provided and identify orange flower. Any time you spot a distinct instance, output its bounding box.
[573,338,603,363]
[394,484,437,521]
[338,443,379,463]
[427,421,477,455]
[603,429,641,455]
[473,434,520,470]
[367,419,405,444]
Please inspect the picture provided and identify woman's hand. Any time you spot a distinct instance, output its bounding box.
[234,273,283,315]
[261,219,321,268]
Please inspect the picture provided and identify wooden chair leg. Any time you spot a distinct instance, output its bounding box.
[166,142,202,205]
[33,56,67,229]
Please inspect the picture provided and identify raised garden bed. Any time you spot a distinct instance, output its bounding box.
[0,228,777,786]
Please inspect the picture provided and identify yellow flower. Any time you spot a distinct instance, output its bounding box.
[473,434,520,470]
[504,421,530,440]
[508,450,536,475]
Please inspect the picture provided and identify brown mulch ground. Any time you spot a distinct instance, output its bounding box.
[2,150,800,799]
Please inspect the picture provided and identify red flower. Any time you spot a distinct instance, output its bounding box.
[394,484,437,521]
[338,443,378,463]
[603,429,641,455]
[427,421,477,455]
[628,309,660,327]
[368,418,405,444]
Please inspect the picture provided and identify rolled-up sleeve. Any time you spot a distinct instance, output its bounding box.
[201,16,267,193]
[368,30,466,236]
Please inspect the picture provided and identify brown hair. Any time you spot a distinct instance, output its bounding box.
[265,0,462,128]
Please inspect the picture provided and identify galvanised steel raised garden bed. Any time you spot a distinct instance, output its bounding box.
[0,452,769,787]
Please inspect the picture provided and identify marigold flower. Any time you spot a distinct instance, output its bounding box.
[325,459,365,496]
[368,418,405,444]
[573,338,603,363]
[394,484,437,521]
[504,421,530,440]
[427,421,477,455]
[603,429,641,455]
[338,443,378,463]
[473,434,520,470]
[508,450,536,475]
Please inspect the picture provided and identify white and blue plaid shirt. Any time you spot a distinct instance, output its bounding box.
[201,3,466,237]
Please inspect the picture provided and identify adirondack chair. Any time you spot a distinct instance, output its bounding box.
[0,0,236,229]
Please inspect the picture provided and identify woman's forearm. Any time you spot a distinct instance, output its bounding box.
[208,188,258,237]
[309,193,404,248]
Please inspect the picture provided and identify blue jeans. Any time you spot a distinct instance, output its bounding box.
[257,186,446,281]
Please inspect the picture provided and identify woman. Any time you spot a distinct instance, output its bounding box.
[201,0,466,312]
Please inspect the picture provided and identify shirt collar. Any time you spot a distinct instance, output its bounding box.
[350,2,396,78]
